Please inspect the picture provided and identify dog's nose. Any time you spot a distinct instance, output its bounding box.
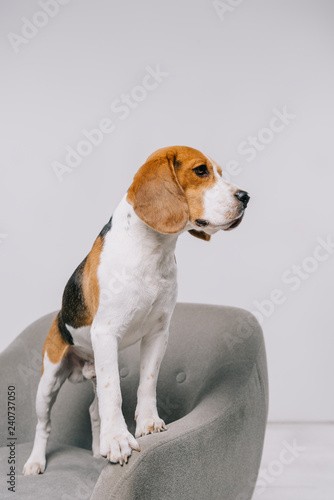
[235,190,250,208]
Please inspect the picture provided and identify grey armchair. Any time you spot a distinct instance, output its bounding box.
[0,303,268,500]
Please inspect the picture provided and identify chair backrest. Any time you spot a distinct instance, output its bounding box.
[0,303,263,450]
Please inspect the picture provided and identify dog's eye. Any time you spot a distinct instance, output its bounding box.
[193,165,209,177]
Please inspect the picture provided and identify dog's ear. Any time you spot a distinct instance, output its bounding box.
[127,152,189,234]
[188,229,211,241]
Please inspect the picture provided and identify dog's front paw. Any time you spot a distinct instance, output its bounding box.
[100,429,140,465]
[23,458,46,476]
[135,415,167,438]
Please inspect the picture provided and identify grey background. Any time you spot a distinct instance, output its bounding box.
[0,0,333,421]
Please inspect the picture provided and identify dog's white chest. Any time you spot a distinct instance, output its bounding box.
[92,197,178,347]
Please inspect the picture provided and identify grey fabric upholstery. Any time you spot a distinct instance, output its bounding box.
[0,303,268,500]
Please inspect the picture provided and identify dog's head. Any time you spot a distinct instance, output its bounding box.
[127,146,249,241]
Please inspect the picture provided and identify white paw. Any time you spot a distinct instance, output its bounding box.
[135,415,167,438]
[23,459,46,475]
[100,429,140,465]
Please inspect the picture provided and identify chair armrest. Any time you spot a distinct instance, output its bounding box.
[91,349,268,500]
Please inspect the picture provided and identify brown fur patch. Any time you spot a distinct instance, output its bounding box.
[82,235,104,320]
[127,152,189,234]
[41,233,106,374]
[171,148,217,224]
[188,229,211,241]
[127,146,218,237]
[42,316,71,374]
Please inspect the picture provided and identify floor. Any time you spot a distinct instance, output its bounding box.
[252,423,334,500]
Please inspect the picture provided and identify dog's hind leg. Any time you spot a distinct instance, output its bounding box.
[23,317,72,476]
[89,378,101,458]
[81,359,101,458]
[23,353,70,475]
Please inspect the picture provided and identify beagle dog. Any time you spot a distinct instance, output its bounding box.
[23,145,249,475]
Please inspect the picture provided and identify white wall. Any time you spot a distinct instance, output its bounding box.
[0,0,333,421]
